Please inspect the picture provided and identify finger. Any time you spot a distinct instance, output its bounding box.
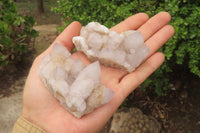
[100,26,174,89]
[119,52,165,98]
[55,21,82,51]
[40,21,82,57]
[110,13,149,33]
[146,25,175,56]
[138,12,171,41]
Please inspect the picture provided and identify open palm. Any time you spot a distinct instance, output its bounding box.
[22,12,174,133]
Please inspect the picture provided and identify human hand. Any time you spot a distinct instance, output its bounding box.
[22,12,174,133]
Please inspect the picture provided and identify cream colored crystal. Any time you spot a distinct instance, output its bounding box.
[38,43,114,118]
[73,22,149,72]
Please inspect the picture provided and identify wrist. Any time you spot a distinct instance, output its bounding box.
[22,109,48,132]
[12,116,46,133]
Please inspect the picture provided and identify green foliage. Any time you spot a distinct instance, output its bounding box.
[53,0,200,95]
[52,0,160,32]
[148,0,200,95]
[0,0,38,68]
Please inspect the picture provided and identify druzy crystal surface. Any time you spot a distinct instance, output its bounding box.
[73,22,149,72]
[38,44,114,118]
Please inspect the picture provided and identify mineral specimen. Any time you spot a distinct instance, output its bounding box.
[38,43,114,118]
[73,22,149,72]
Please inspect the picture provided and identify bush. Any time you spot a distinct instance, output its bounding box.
[52,0,160,32]
[144,0,200,95]
[52,0,200,95]
[0,0,38,69]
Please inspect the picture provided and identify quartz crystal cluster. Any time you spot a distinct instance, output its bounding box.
[73,22,149,72]
[38,44,114,118]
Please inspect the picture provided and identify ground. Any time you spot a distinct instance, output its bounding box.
[0,1,200,132]
[0,23,58,133]
[16,0,61,25]
[129,83,200,133]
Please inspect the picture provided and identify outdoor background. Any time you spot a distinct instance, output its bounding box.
[0,0,200,132]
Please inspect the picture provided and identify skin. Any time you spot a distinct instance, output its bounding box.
[22,12,174,133]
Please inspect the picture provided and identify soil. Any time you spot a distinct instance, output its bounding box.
[16,0,62,25]
[0,55,32,98]
[0,23,58,98]
[124,77,200,133]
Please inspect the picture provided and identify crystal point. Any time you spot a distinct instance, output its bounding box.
[73,22,149,72]
[38,44,114,118]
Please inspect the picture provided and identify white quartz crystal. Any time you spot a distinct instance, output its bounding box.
[38,43,114,118]
[73,22,149,72]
